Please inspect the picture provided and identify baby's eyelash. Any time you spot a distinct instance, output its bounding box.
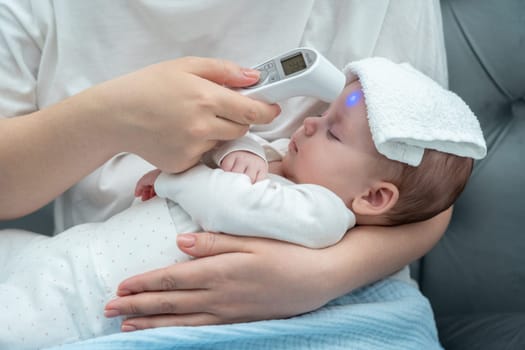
[327,129,340,141]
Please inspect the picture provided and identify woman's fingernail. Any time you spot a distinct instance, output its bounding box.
[177,234,196,248]
[104,309,120,318]
[121,324,137,332]
[242,68,260,79]
[117,289,131,296]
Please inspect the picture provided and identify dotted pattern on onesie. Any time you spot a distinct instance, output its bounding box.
[0,196,198,349]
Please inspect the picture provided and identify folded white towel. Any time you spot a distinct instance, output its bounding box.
[343,57,487,166]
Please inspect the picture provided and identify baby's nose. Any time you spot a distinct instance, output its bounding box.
[303,117,318,136]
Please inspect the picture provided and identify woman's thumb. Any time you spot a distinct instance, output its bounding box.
[178,57,260,88]
[176,232,249,257]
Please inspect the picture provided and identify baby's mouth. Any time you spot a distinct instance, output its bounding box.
[290,138,299,153]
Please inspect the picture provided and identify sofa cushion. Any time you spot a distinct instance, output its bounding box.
[419,0,525,317]
[437,313,525,350]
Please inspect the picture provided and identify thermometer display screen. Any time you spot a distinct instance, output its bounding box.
[281,53,307,76]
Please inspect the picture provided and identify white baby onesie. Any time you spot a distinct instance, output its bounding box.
[0,165,354,349]
[0,197,192,349]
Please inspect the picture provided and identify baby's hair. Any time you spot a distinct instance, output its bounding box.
[378,149,474,225]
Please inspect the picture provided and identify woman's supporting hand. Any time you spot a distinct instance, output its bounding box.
[104,208,451,332]
[104,232,334,330]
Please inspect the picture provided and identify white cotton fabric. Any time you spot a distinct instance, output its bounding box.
[344,57,487,166]
[155,165,355,249]
[0,0,448,230]
[0,163,354,349]
[0,197,189,349]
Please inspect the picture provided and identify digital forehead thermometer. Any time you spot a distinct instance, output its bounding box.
[239,47,345,103]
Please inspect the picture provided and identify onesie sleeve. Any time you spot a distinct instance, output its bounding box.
[154,164,355,248]
[0,0,43,117]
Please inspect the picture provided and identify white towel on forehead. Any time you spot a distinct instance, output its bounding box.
[343,57,487,166]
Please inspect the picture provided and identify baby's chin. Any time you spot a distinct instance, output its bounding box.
[280,157,295,181]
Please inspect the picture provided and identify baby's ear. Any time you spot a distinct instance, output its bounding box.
[351,182,399,216]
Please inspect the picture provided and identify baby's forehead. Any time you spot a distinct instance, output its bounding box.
[345,80,362,91]
[333,81,382,154]
[341,81,364,104]
[337,81,367,114]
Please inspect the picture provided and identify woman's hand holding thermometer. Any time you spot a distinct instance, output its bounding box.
[238,48,345,103]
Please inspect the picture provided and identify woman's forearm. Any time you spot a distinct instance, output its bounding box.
[323,207,452,297]
[0,89,118,219]
[0,57,279,219]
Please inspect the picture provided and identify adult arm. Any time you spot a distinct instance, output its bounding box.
[0,58,280,219]
[154,164,354,248]
[105,207,451,329]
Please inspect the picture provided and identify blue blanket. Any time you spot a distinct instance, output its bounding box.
[48,278,443,350]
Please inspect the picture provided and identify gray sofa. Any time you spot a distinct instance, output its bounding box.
[1,0,524,348]
[411,0,525,349]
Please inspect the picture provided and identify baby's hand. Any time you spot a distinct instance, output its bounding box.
[221,151,268,183]
[135,169,162,201]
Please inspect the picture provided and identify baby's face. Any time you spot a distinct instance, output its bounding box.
[282,81,381,206]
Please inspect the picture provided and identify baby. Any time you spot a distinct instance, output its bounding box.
[0,58,485,349]
[139,79,474,229]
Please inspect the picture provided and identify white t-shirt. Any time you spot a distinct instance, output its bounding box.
[0,0,447,231]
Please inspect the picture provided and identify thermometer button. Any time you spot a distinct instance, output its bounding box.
[267,70,279,83]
